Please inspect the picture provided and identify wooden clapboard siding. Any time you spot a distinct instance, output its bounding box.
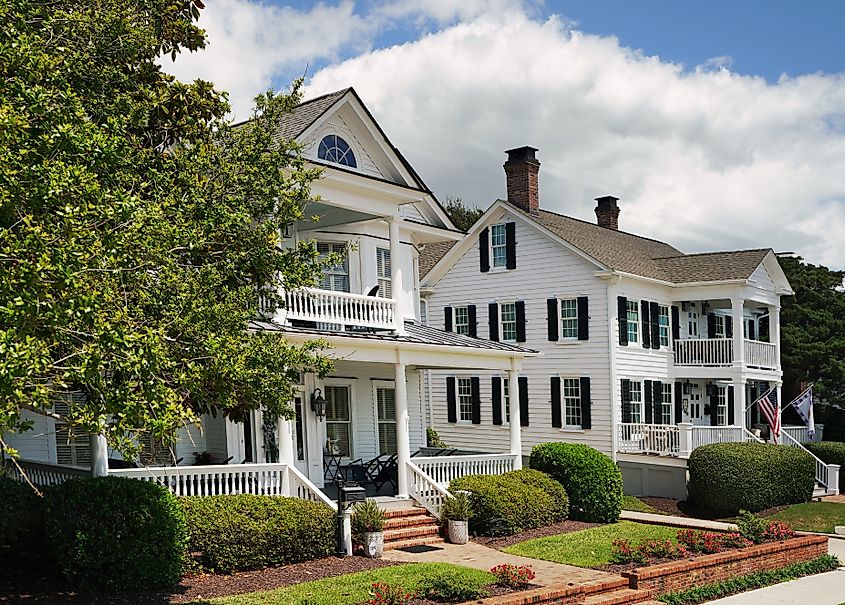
[3,409,57,463]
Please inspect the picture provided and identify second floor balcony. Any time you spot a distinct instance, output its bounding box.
[673,338,778,370]
[284,287,398,332]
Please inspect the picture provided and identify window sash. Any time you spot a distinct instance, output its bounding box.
[454,306,470,336]
[325,385,352,457]
[502,377,511,423]
[376,387,397,455]
[688,311,699,337]
[559,298,578,339]
[661,384,673,424]
[658,305,670,346]
[500,302,517,342]
[563,378,581,427]
[317,242,349,292]
[716,386,728,425]
[714,315,726,338]
[457,378,473,422]
[629,381,643,423]
[626,300,639,344]
[376,248,391,299]
[491,224,507,268]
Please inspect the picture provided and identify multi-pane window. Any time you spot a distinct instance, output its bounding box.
[658,305,670,347]
[661,383,673,425]
[499,302,517,342]
[629,381,643,423]
[559,298,578,339]
[325,385,352,457]
[318,134,357,168]
[376,386,397,455]
[454,306,470,336]
[491,224,508,268]
[716,386,728,425]
[563,378,582,428]
[376,248,391,298]
[502,377,511,423]
[626,300,640,344]
[688,311,699,337]
[457,378,473,422]
[714,315,726,338]
[317,242,349,292]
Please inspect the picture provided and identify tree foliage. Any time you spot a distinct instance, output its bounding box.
[443,197,483,232]
[0,0,333,458]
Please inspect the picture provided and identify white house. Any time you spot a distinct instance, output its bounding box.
[4,90,536,531]
[420,146,838,499]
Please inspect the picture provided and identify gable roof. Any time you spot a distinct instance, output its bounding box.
[273,88,351,141]
[420,241,456,278]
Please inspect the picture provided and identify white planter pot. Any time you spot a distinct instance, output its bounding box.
[362,531,384,558]
[448,520,469,545]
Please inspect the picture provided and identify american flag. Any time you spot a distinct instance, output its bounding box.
[756,387,781,443]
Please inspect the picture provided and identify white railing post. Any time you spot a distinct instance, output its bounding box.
[90,433,109,477]
[678,423,694,457]
[508,367,522,469]
[828,465,840,496]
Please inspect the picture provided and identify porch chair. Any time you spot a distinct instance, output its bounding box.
[371,454,398,492]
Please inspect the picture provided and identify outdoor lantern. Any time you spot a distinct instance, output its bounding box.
[311,388,327,421]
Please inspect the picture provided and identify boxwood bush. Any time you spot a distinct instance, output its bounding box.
[803,441,845,468]
[688,443,815,515]
[529,443,623,523]
[182,494,335,573]
[45,476,186,591]
[449,468,568,536]
[0,477,47,561]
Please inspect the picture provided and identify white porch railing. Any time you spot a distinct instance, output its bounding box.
[744,339,777,370]
[284,287,396,331]
[617,423,680,456]
[688,425,749,450]
[782,424,824,444]
[780,430,839,495]
[5,459,90,486]
[674,338,733,366]
[407,460,452,516]
[412,453,519,488]
[287,464,337,509]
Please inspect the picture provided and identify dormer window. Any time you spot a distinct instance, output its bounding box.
[318,135,357,168]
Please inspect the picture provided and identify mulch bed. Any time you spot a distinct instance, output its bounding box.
[474,520,600,549]
[637,497,793,521]
[0,556,401,604]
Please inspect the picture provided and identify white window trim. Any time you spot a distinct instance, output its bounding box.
[716,385,728,425]
[629,379,644,424]
[658,304,670,348]
[456,376,473,424]
[558,296,579,342]
[498,300,518,343]
[316,241,350,293]
[561,376,582,430]
[376,247,391,299]
[453,305,470,336]
[321,380,356,460]
[714,314,727,339]
[626,299,640,345]
[489,222,508,270]
[661,383,673,425]
[497,376,511,427]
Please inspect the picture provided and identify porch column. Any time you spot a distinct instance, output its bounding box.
[508,367,522,470]
[776,381,783,443]
[732,379,746,428]
[388,217,406,335]
[394,359,411,498]
[731,297,745,367]
[90,433,108,477]
[770,304,781,369]
[279,417,296,466]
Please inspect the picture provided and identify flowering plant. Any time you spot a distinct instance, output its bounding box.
[363,582,416,605]
[490,564,536,588]
[762,521,796,542]
[677,529,751,553]
[611,538,688,564]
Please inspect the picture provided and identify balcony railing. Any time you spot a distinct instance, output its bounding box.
[284,287,397,331]
[674,338,778,370]
[744,339,777,370]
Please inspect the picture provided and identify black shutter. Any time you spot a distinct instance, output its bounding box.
[650,301,660,350]
[725,316,733,339]
[617,296,629,346]
[444,306,453,332]
[515,301,526,343]
[467,305,477,338]
[759,316,770,342]
[488,303,499,341]
[641,300,651,348]
[621,379,632,423]
[550,377,562,428]
[707,313,716,338]
[547,298,559,341]
[671,305,680,342]
[674,382,683,423]
[505,222,516,269]
[727,386,735,426]
[471,377,481,424]
[652,380,663,424]
[577,296,589,340]
[748,319,756,341]
[518,376,529,426]
[491,377,503,426]
[580,377,592,429]
[710,389,719,426]
[446,377,457,423]
[479,228,490,273]
[644,380,653,423]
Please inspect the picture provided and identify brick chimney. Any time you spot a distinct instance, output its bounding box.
[595,196,620,230]
[504,146,540,215]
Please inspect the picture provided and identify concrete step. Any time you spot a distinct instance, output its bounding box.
[583,588,654,605]
[383,535,444,551]
[384,525,441,543]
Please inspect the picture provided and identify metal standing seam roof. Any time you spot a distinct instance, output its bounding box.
[248,319,536,354]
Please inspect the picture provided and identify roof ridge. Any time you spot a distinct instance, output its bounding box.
[297,87,352,107]
[652,248,771,260]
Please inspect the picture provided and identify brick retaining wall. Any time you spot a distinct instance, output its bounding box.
[622,535,829,594]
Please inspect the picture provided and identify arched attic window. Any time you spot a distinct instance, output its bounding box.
[317,134,357,168]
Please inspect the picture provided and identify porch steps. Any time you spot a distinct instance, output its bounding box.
[381,506,443,551]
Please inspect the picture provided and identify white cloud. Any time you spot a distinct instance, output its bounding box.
[370,0,535,25]
[162,0,371,117]
[306,13,845,267]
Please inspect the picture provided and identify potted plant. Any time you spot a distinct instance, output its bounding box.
[352,499,385,558]
[440,491,471,544]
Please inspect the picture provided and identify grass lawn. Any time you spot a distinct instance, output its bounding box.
[186,563,493,605]
[504,521,678,568]
[622,495,664,514]
[769,501,845,534]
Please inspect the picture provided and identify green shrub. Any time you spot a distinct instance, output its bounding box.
[421,572,489,601]
[182,494,334,574]
[427,426,447,448]
[0,477,47,561]
[440,491,472,523]
[45,476,186,591]
[803,441,845,467]
[687,443,814,515]
[736,510,769,544]
[449,469,568,535]
[351,499,385,539]
[529,443,623,522]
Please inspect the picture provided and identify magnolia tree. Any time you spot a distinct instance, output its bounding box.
[0,0,334,461]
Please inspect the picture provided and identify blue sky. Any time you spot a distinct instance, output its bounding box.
[166,1,845,267]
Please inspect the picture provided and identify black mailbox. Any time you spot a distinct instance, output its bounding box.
[339,484,366,506]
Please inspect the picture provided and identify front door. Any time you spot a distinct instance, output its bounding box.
[683,382,710,426]
[375,384,397,455]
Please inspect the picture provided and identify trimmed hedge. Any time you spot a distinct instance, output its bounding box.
[450,469,568,536]
[0,477,46,561]
[803,441,845,468]
[182,494,335,573]
[45,476,186,591]
[688,443,815,515]
[529,443,623,523]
